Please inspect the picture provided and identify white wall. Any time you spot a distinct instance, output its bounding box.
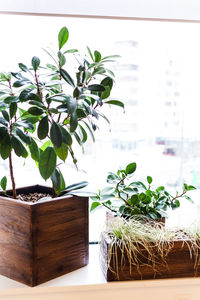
[1,0,200,21]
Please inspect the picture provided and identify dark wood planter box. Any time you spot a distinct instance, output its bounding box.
[0,185,88,286]
[100,234,200,281]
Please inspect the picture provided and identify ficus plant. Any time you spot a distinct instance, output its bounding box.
[0,26,124,199]
[90,162,196,220]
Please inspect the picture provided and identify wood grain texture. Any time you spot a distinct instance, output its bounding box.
[100,234,200,281]
[0,185,88,286]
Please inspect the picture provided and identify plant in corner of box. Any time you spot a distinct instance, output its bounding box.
[90,162,200,282]
[0,26,124,286]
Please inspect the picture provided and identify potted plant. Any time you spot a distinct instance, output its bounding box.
[0,26,124,286]
[91,162,198,281]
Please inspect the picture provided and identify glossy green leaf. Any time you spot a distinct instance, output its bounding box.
[101,86,110,99]
[101,77,113,89]
[147,176,153,184]
[39,146,56,180]
[11,136,28,158]
[0,133,11,159]
[4,96,18,104]
[28,106,44,116]
[18,63,29,72]
[58,27,69,50]
[90,201,101,212]
[60,68,75,87]
[2,110,9,122]
[105,100,124,109]
[94,50,101,62]
[0,126,8,141]
[59,125,72,146]
[0,176,7,191]
[16,128,31,144]
[82,121,95,142]
[70,113,78,133]
[86,46,94,61]
[79,124,87,143]
[126,162,136,175]
[55,142,68,162]
[37,116,49,140]
[50,122,62,148]
[64,49,78,54]
[87,84,105,92]
[28,138,40,161]
[32,56,40,71]
[9,102,17,119]
[58,51,66,67]
[0,117,8,127]
[15,120,34,130]
[51,168,61,194]
[64,181,88,193]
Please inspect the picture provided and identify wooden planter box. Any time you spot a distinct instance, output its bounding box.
[0,185,88,286]
[100,233,200,281]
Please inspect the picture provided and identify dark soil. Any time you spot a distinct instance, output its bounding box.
[16,193,51,203]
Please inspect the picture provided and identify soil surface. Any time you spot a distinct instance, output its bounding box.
[16,193,51,203]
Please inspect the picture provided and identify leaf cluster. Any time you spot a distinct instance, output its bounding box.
[90,162,196,220]
[0,26,124,196]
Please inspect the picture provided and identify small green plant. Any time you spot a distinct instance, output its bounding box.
[91,162,196,220]
[0,26,124,198]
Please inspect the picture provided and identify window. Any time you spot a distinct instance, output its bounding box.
[0,14,200,241]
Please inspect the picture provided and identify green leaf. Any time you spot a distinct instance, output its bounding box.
[64,49,78,54]
[82,121,95,142]
[130,194,140,205]
[11,136,28,158]
[66,97,77,114]
[15,128,31,144]
[105,100,124,109]
[28,138,40,161]
[4,96,18,104]
[101,77,113,90]
[41,140,52,151]
[147,176,153,184]
[70,113,78,133]
[58,27,69,50]
[59,125,72,146]
[0,126,8,141]
[58,51,66,67]
[32,56,40,71]
[18,63,29,72]
[39,146,56,180]
[37,116,49,140]
[60,68,75,87]
[9,102,17,119]
[102,55,120,61]
[13,80,27,88]
[90,201,101,212]
[0,176,7,191]
[15,120,34,130]
[126,162,136,175]
[87,84,105,92]
[78,124,87,143]
[50,122,62,148]
[171,200,180,210]
[86,46,94,61]
[0,117,8,127]
[0,133,11,159]
[51,168,61,194]
[94,50,101,62]
[64,181,88,193]
[55,142,68,162]
[28,106,44,116]
[2,110,9,122]
[101,86,110,100]
[184,195,194,204]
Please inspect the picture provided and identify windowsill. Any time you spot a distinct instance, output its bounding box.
[1,245,200,299]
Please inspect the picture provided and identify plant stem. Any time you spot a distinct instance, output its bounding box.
[116,177,131,206]
[9,152,17,198]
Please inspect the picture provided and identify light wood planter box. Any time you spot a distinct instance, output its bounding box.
[100,234,200,281]
[0,185,88,286]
